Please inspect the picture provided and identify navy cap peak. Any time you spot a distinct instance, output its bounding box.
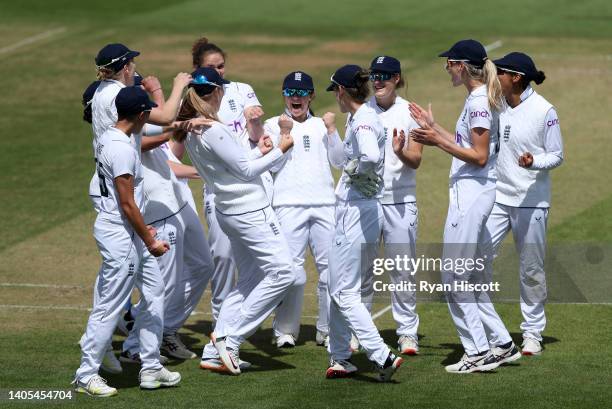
[115,86,157,118]
[95,43,139,71]
[439,39,488,67]
[326,64,363,91]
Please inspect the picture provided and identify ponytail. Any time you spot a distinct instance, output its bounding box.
[482,59,503,111]
[191,36,226,68]
[532,70,546,85]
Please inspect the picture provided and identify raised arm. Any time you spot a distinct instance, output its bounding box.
[148,73,192,126]
[322,112,344,169]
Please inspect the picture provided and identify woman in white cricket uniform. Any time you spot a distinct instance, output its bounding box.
[363,55,423,355]
[484,52,563,355]
[324,65,403,382]
[120,131,214,362]
[409,40,521,373]
[74,87,179,397]
[190,38,271,327]
[263,71,344,348]
[176,67,296,375]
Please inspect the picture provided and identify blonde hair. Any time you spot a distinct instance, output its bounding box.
[96,66,121,81]
[174,87,220,142]
[464,59,503,111]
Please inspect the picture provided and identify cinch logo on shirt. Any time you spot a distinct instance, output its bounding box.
[455,132,463,144]
[470,110,489,119]
[227,120,244,134]
[547,118,559,127]
[247,92,256,99]
[355,125,373,133]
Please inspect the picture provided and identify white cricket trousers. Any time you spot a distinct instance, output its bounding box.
[76,217,164,383]
[328,200,390,366]
[362,202,419,338]
[213,206,297,351]
[443,178,513,355]
[272,205,334,339]
[204,190,236,323]
[484,203,548,341]
[123,205,214,354]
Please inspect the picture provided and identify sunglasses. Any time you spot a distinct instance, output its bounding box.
[369,72,393,82]
[496,67,525,76]
[283,88,311,97]
[191,74,221,87]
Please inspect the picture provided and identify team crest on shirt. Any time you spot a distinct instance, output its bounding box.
[503,125,511,142]
[303,135,311,151]
[168,231,176,245]
[269,222,280,236]
[128,263,135,276]
[96,143,104,156]
[228,99,237,112]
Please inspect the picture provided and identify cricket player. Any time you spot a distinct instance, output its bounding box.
[363,55,423,355]
[175,67,296,375]
[325,64,403,382]
[263,71,344,349]
[191,37,275,370]
[73,87,180,397]
[409,40,520,373]
[120,130,215,362]
[483,52,563,355]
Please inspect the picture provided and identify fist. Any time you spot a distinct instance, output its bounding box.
[518,152,534,168]
[148,240,170,257]
[278,114,293,133]
[245,106,264,121]
[174,72,192,89]
[258,134,274,155]
[322,112,336,133]
[278,133,294,153]
[141,76,162,93]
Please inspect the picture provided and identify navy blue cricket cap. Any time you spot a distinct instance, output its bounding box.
[115,86,157,118]
[326,64,363,91]
[283,71,314,90]
[189,67,229,96]
[370,56,401,74]
[439,39,488,67]
[95,43,140,71]
[494,52,537,77]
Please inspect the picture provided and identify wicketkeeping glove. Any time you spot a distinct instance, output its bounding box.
[344,159,382,198]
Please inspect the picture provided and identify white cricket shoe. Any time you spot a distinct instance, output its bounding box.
[377,352,404,382]
[276,334,296,349]
[398,335,419,356]
[73,375,117,397]
[161,332,197,360]
[521,338,542,356]
[349,333,360,352]
[316,331,329,348]
[119,351,169,365]
[492,342,522,364]
[139,367,181,389]
[445,352,500,373]
[211,333,240,375]
[200,357,252,372]
[325,359,358,379]
[100,347,122,374]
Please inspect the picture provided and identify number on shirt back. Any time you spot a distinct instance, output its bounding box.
[98,163,109,197]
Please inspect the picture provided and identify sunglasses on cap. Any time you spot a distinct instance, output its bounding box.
[369,72,394,82]
[283,88,311,97]
[496,67,525,76]
[191,74,221,87]
[96,52,132,69]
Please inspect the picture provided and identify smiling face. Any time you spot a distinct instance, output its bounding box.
[445,59,465,87]
[201,52,226,78]
[284,92,313,122]
[371,72,400,100]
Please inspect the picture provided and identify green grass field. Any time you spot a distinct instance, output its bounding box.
[1,1,611,408]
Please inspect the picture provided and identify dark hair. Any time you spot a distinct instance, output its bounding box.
[520,70,546,90]
[344,69,370,103]
[192,37,226,68]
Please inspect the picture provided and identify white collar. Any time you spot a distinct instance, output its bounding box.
[520,85,535,102]
[284,107,312,122]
